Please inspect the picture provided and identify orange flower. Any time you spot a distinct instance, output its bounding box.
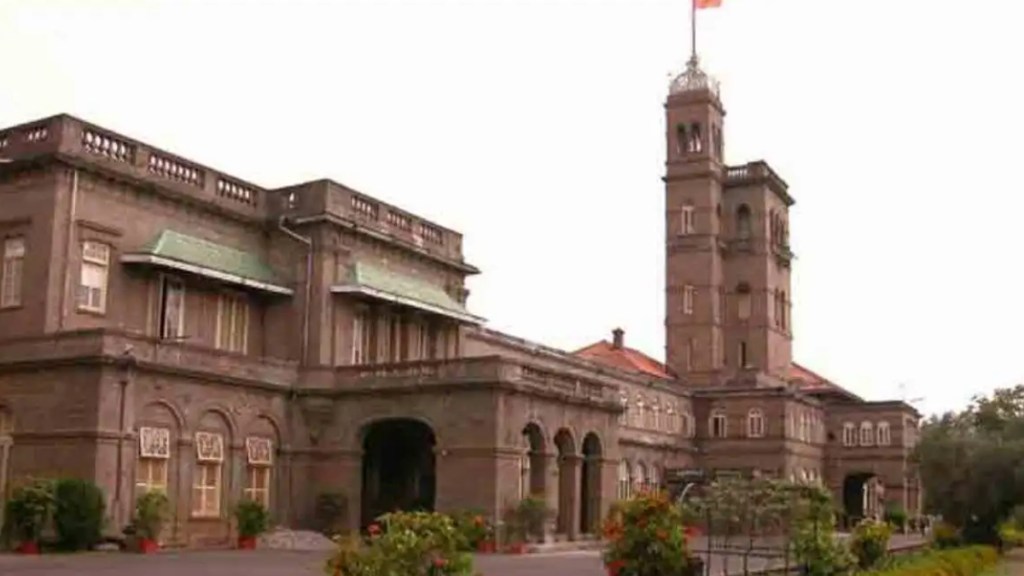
[473,515,484,526]
[657,529,668,540]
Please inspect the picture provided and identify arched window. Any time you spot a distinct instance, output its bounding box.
[680,204,696,235]
[710,410,728,438]
[747,408,765,438]
[713,125,724,159]
[634,463,647,493]
[675,124,687,157]
[631,397,643,428]
[800,411,810,442]
[618,394,629,425]
[666,405,676,433]
[618,460,631,500]
[648,466,660,492]
[877,421,891,446]
[651,403,661,430]
[779,291,788,330]
[688,123,703,153]
[859,421,874,446]
[843,422,856,446]
[736,205,752,240]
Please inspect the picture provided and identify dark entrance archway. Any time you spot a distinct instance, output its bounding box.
[361,419,436,528]
[842,472,875,528]
[554,429,576,535]
[580,433,603,535]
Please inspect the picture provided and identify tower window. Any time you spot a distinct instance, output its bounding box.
[688,123,703,154]
[779,291,788,330]
[737,282,751,320]
[686,338,697,371]
[710,410,727,438]
[747,409,765,438]
[675,124,687,157]
[681,205,696,235]
[713,125,724,159]
[860,421,875,446]
[683,285,696,315]
[736,205,752,240]
[739,341,749,368]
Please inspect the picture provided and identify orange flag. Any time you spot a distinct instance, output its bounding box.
[695,0,722,8]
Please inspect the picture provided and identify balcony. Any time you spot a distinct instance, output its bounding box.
[0,329,298,389]
[723,161,794,207]
[304,356,621,409]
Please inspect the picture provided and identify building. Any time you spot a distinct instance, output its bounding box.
[0,58,918,547]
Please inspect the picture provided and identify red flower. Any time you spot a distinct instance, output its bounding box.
[473,515,484,526]
[657,529,668,540]
[433,557,448,567]
[367,523,380,536]
[606,559,626,576]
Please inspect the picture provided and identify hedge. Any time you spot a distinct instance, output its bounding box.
[859,546,999,576]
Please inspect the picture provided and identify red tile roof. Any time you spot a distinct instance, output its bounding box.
[573,339,673,380]
[788,363,862,401]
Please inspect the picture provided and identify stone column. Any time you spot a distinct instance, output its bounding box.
[433,446,496,517]
[559,454,582,540]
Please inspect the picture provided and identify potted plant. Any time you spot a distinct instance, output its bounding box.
[234,499,270,550]
[3,479,55,554]
[133,491,170,554]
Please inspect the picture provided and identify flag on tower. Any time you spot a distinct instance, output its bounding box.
[695,0,722,8]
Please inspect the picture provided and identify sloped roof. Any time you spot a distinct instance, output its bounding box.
[331,261,484,324]
[789,362,862,401]
[573,339,673,380]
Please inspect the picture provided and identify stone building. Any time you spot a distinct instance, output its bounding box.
[0,58,918,546]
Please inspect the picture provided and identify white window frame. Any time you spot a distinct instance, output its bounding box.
[618,395,629,425]
[352,311,366,364]
[1,237,25,309]
[843,422,856,446]
[77,241,110,314]
[633,463,646,492]
[877,421,891,446]
[215,292,249,354]
[684,412,695,438]
[681,205,696,235]
[859,421,874,446]
[618,460,631,500]
[710,410,728,438]
[747,408,765,438]
[192,431,224,518]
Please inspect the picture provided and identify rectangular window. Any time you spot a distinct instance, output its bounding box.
[159,277,185,339]
[216,293,249,353]
[1,237,25,308]
[686,338,697,372]
[76,241,110,313]
[683,285,695,315]
[244,466,271,508]
[680,206,696,235]
[135,458,168,496]
[192,462,221,517]
[352,311,366,364]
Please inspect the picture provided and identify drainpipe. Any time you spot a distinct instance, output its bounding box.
[277,215,313,365]
[59,168,79,330]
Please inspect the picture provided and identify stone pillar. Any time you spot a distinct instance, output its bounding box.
[434,446,497,517]
[559,454,582,540]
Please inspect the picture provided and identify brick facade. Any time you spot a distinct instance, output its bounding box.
[0,78,918,546]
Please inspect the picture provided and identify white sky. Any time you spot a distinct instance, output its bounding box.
[2,0,1022,416]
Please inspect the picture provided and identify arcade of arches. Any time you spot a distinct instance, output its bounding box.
[356,417,611,538]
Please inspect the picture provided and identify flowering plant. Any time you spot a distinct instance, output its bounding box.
[450,510,492,551]
[602,491,696,576]
[325,511,475,576]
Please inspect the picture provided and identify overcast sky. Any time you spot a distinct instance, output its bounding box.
[2,0,1021,416]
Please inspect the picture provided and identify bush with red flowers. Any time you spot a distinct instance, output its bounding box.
[325,511,475,576]
[602,491,700,576]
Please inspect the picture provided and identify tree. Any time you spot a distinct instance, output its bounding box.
[916,385,1024,544]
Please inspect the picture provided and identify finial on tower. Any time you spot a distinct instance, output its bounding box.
[670,0,723,96]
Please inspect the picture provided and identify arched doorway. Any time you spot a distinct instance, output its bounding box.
[580,433,603,535]
[361,419,436,528]
[521,424,546,499]
[554,429,576,535]
[842,472,876,527]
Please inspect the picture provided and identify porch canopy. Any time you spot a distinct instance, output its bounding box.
[121,230,293,296]
[331,261,484,325]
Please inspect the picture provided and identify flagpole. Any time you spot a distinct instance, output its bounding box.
[691,0,697,61]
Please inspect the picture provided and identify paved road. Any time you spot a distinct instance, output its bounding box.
[0,534,927,576]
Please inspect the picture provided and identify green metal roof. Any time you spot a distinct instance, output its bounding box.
[122,230,292,295]
[331,261,483,324]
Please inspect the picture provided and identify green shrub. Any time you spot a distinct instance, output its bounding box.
[133,491,170,540]
[325,511,474,576]
[931,521,962,549]
[234,499,270,538]
[2,479,55,545]
[314,492,348,536]
[851,518,893,570]
[859,545,998,576]
[884,507,908,531]
[449,509,491,551]
[53,478,106,551]
[602,491,696,576]
[502,495,552,542]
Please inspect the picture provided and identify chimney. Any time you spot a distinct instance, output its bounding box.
[612,328,624,349]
